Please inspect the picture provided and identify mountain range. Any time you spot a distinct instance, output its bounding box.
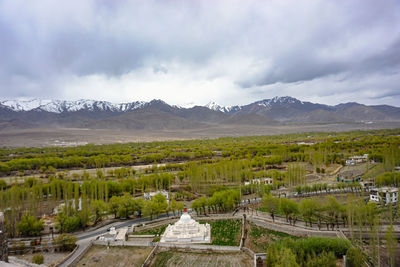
[1,96,399,130]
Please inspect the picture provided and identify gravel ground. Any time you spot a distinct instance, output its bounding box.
[15,252,69,266]
[75,246,152,267]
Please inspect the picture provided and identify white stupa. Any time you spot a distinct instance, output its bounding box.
[160,209,211,243]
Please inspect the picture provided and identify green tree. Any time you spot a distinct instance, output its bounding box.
[152,193,168,217]
[142,200,157,220]
[169,199,178,216]
[0,180,7,190]
[108,196,121,218]
[304,251,336,267]
[55,233,77,251]
[32,254,44,265]
[385,224,397,267]
[91,199,107,224]
[262,194,280,215]
[299,198,321,227]
[280,198,299,222]
[265,245,299,267]
[16,215,44,237]
[346,247,364,267]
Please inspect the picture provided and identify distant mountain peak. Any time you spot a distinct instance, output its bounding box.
[0,99,147,113]
[1,96,399,126]
[205,101,241,113]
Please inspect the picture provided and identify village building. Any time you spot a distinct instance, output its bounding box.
[369,187,399,205]
[244,178,273,186]
[99,226,117,242]
[345,154,369,165]
[143,190,169,201]
[160,209,210,243]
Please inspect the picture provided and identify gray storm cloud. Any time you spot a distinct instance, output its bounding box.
[0,0,399,106]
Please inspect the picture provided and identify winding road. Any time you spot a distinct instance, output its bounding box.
[59,213,173,267]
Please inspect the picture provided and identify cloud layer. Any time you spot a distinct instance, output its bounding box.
[0,0,399,106]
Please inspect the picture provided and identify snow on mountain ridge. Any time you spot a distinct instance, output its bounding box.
[1,99,53,111]
[1,96,305,114]
[0,99,148,113]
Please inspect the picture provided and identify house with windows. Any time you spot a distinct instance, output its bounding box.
[244,178,273,186]
[346,154,369,165]
[369,187,399,205]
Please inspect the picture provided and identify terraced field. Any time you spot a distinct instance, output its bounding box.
[151,251,253,267]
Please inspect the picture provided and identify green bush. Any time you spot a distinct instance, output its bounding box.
[304,251,336,267]
[32,254,44,264]
[346,247,364,267]
[265,245,299,267]
[16,215,44,237]
[55,233,77,251]
[279,237,351,259]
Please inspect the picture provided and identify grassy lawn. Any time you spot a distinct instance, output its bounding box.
[133,219,242,246]
[132,224,168,236]
[200,219,242,246]
[246,222,297,253]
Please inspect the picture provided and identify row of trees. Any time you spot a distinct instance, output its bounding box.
[265,237,353,267]
[14,192,185,237]
[294,182,363,195]
[191,189,240,214]
[262,194,399,266]
[2,129,398,175]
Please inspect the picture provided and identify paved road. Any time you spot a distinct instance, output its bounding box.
[60,213,174,267]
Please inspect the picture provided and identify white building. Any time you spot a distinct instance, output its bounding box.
[369,187,399,205]
[144,190,169,201]
[160,210,211,243]
[244,177,273,186]
[99,227,117,242]
[346,154,369,165]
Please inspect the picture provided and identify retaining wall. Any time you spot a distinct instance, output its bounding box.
[248,217,338,238]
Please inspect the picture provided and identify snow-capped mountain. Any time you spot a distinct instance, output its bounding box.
[0,96,399,131]
[205,102,241,113]
[1,99,54,112]
[0,99,147,113]
[206,97,305,113]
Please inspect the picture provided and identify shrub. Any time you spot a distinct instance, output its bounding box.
[280,237,351,259]
[266,245,299,267]
[346,247,364,267]
[63,216,82,232]
[16,215,44,237]
[304,251,336,267]
[32,254,44,265]
[55,233,77,251]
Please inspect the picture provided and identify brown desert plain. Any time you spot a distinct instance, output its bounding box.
[1,121,400,147]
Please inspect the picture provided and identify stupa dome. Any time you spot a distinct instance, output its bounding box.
[179,212,192,223]
[160,211,211,243]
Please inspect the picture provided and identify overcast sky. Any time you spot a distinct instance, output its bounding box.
[0,0,399,107]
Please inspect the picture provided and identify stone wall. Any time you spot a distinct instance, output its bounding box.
[157,243,240,252]
[248,216,339,238]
